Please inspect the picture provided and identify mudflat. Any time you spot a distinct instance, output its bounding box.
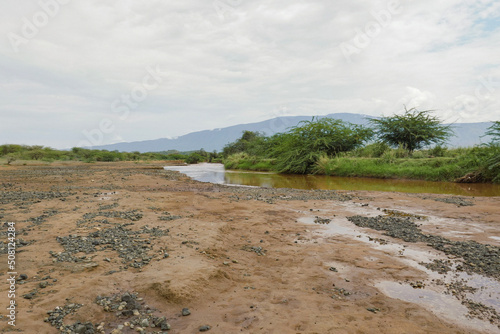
[0,162,499,334]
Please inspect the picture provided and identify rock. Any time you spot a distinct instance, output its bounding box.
[182,308,191,316]
[199,325,211,332]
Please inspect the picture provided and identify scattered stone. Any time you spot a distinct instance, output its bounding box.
[409,281,425,289]
[347,214,500,279]
[52,224,169,268]
[182,308,191,316]
[199,325,211,332]
[241,245,267,256]
[314,217,331,224]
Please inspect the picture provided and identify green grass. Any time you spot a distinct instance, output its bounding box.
[223,153,275,171]
[315,156,466,181]
[225,145,500,183]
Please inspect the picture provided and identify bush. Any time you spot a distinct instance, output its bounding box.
[268,118,374,174]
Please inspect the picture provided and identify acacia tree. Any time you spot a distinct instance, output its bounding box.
[485,121,500,143]
[269,117,374,174]
[369,107,453,153]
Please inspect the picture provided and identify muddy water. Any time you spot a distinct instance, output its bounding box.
[165,163,500,196]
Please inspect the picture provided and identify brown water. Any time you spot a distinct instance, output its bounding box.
[165,163,500,197]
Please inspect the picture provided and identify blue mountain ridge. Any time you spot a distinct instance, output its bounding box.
[86,113,494,153]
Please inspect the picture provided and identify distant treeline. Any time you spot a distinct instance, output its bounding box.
[0,145,221,164]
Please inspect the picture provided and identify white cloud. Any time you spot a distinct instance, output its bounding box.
[1,0,499,148]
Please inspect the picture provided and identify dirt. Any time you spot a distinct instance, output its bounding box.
[0,162,499,334]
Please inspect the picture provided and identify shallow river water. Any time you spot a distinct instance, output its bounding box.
[165,163,500,197]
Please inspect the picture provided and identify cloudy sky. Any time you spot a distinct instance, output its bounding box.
[1,0,499,148]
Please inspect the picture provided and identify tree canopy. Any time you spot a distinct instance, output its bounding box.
[369,107,453,152]
[268,117,374,173]
[485,121,500,143]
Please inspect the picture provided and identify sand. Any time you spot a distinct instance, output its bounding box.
[0,162,499,334]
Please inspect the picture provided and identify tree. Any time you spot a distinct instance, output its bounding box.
[369,107,453,153]
[485,121,500,143]
[269,117,374,174]
[5,153,18,165]
[222,131,266,157]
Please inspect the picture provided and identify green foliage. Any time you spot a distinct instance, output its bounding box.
[0,144,205,164]
[223,152,274,171]
[369,107,453,153]
[184,149,217,164]
[428,145,447,157]
[222,131,267,157]
[315,145,500,183]
[5,153,18,165]
[267,118,374,174]
[485,121,500,143]
[346,142,391,158]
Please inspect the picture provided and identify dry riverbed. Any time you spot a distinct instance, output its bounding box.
[0,162,499,334]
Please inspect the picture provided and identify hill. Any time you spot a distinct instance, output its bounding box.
[85,113,493,152]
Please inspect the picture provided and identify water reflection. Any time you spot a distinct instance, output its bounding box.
[165,163,500,197]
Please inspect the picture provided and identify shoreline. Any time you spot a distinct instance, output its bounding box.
[0,162,499,333]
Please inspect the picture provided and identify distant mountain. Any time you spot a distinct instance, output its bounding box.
[85,113,493,152]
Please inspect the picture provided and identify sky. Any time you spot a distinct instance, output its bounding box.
[1,0,499,149]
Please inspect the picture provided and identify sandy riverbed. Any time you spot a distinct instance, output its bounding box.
[0,162,499,334]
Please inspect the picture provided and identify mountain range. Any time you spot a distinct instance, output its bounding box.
[86,113,494,153]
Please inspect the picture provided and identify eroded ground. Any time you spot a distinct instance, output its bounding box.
[0,162,499,334]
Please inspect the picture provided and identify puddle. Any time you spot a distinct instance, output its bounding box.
[297,207,500,332]
[376,281,500,334]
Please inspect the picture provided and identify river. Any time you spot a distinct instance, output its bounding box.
[164,163,500,197]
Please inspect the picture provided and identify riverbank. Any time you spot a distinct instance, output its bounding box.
[224,145,500,183]
[1,162,499,333]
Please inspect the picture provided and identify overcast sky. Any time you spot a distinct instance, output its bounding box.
[1,0,499,148]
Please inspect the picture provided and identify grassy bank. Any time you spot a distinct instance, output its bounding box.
[224,145,500,183]
[315,156,466,181]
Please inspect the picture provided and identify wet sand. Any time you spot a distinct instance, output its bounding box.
[0,162,499,333]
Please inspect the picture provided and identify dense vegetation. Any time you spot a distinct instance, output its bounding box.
[0,145,220,165]
[223,115,500,183]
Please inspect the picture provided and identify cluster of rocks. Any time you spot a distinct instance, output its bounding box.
[45,303,93,333]
[418,195,475,207]
[27,209,59,225]
[462,300,500,326]
[226,186,353,204]
[158,212,182,221]
[314,217,331,224]
[0,190,75,205]
[52,224,168,268]
[45,292,174,334]
[420,259,453,274]
[241,245,267,256]
[0,236,32,254]
[347,214,500,279]
[96,292,171,333]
